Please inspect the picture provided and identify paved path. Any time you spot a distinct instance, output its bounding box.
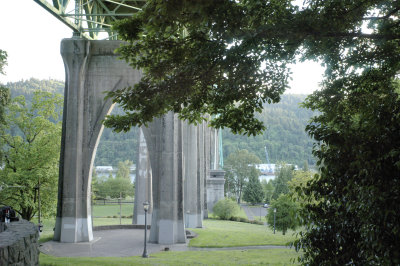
[241,204,268,222]
[40,229,288,257]
[241,204,255,220]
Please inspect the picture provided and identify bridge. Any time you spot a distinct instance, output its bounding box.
[32,0,225,244]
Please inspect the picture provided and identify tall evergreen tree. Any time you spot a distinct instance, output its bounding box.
[243,172,264,205]
[224,149,261,203]
[272,164,294,200]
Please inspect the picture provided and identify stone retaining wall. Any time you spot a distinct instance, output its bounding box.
[0,220,39,265]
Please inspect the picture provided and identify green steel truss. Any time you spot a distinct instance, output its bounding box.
[33,0,145,39]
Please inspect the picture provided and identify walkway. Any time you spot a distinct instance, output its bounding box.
[241,204,268,222]
[39,228,288,257]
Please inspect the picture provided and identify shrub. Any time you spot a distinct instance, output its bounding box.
[212,198,240,220]
[239,217,249,223]
[266,194,300,235]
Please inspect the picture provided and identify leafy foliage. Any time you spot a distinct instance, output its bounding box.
[0,49,10,152]
[242,175,264,205]
[295,1,400,265]
[271,164,294,200]
[266,194,300,235]
[106,1,301,135]
[2,79,138,167]
[93,173,134,199]
[108,1,400,263]
[261,180,274,204]
[212,198,240,220]
[0,91,62,220]
[116,160,133,179]
[0,49,7,75]
[224,149,261,203]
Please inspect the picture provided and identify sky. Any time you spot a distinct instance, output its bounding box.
[0,0,325,95]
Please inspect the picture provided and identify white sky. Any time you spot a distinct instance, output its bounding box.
[0,0,324,95]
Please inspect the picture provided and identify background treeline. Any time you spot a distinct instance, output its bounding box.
[3,78,138,167]
[223,94,316,166]
[3,79,315,167]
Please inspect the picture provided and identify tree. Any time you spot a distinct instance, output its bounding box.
[261,180,274,204]
[108,1,400,263]
[0,49,10,164]
[116,160,133,179]
[267,194,299,235]
[224,149,261,203]
[287,170,315,207]
[271,164,294,200]
[0,91,62,220]
[94,175,134,199]
[212,198,240,220]
[243,174,264,205]
[105,1,298,135]
[0,49,7,75]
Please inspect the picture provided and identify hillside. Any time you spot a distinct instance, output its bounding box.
[222,94,316,167]
[2,79,315,167]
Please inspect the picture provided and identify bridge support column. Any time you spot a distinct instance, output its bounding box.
[183,122,200,228]
[54,38,142,242]
[143,112,186,244]
[203,125,211,218]
[133,128,153,225]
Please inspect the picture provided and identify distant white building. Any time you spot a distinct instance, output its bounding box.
[95,166,113,172]
[255,164,276,175]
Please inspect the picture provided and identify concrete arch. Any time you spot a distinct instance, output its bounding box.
[54,38,142,242]
[54,38,224,244]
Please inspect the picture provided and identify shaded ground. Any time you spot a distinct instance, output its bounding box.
[40,228,289,257]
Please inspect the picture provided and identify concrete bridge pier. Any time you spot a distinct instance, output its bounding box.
[183,122,200,228]
[54,38,142,243]
[133,128,153,225]
[142,112,186,244]
[203,125,211,218]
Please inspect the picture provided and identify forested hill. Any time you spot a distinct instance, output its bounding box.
[3,79,315,167]
[2,78,138,167]
[222,94,316,167]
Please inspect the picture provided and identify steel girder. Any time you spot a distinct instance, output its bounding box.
[33,0,145,39]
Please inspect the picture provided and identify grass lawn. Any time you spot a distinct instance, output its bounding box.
[92,204,134,218]
[93,217,132,226]
[40,248,299,265]
[38,217,301,265]
[190,219,297,247]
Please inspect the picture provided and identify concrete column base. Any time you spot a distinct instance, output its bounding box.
[55,216,93,243]
[185,213,201,228]
[134,214,152,226]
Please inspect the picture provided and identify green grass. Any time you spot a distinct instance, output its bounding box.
[92,204,134,218]
[38,216,133,243]
[236,206,249,219]
[92,217,132,226]
[190,219,297,247]
[39,217,301,265]
[40,249,299,265]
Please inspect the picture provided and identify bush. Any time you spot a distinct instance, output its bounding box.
[266,194,300,235]
[239,217,249,223]
[213,198,240,220]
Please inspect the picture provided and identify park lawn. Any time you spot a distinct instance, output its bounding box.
[190,219,297,247]
[92,204,134,218]
[38,217,133,243]
[40,249,300,265]
[92,217,133,226]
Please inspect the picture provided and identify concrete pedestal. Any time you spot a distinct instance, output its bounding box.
[207,170,226,213]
